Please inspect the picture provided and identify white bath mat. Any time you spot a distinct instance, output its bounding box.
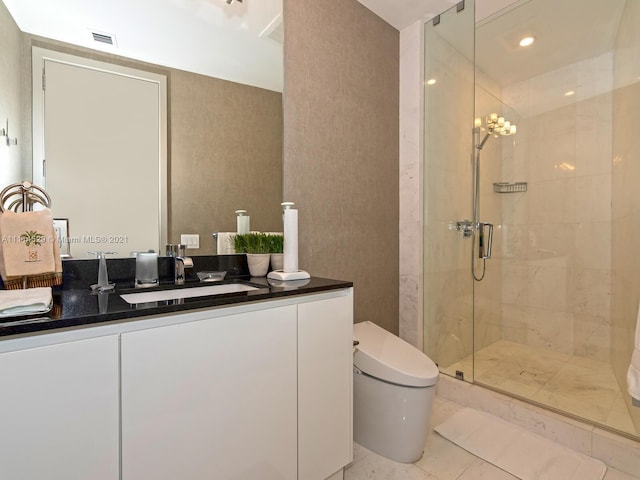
[434,408,606,480]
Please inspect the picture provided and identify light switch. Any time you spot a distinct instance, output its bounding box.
[180,234,199,249]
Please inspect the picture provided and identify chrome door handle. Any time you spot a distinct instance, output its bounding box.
[478,222,493,259]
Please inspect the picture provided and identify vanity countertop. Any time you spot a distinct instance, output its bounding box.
[0,276,353,338]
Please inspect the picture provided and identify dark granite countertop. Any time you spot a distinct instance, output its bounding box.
[0,255,353,338]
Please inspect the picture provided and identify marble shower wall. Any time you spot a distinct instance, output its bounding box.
[611,0,640,433]
[496,52,614,363]
[399,20,424,348]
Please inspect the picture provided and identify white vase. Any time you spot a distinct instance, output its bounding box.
[270,253,284,271]
[246,253,271,277]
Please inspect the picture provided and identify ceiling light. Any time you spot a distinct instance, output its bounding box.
[519,36,535,47]
[564,90,575,97]
[426,78,437,86]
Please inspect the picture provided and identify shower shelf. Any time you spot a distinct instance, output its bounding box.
[493,182,527,194]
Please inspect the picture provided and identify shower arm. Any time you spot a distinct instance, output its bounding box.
[476,128,493,151]
[472,127,483,226]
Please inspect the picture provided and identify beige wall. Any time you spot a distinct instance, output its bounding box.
[283,0,399,333]
[0,1,23,185]
[170,71,282,253]
[17,35,282,254]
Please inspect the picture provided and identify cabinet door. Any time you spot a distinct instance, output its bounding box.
[121,305,298,480]
[298,292,354,480]
[0,335,120,480]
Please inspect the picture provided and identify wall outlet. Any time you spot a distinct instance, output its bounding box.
[180,234,199,249]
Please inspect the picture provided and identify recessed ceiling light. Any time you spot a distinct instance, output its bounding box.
[564,90,575,97]
[519,36,535,47]
[426,78,437,86]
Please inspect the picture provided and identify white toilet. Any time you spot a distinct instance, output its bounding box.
[353,321,439,463]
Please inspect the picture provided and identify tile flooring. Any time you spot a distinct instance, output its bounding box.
[442,340,638,436]
[344,396,640,480]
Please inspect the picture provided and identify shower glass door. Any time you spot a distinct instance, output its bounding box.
[423,0,476,382]
[471,0,640,437]
[424,0,640,438]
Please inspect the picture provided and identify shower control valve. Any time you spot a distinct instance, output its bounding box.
[454,220,475,238]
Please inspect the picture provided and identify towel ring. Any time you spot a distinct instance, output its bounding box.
[0,181,51,213]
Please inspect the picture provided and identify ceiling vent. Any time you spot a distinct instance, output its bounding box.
[268,21,284,45]
[260,15,284,45]
[91,31,117,46]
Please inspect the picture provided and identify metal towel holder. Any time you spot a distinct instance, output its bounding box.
[0,181,51,213]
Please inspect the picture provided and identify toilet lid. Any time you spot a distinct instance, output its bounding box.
[353,321,439,387]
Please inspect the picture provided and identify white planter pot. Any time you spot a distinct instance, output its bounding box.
[270,253,284,271]
[246,253,271,277]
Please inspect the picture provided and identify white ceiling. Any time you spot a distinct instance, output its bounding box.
[356,0,521,29]
[476,0,626,87]
[4,0,628,99]
[2,0,284,92]
[360,0,628,106]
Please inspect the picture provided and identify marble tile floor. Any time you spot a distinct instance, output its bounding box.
[441,340,638,437]
[344,396,640,480]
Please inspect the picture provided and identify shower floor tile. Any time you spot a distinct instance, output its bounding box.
[442,340,638,436]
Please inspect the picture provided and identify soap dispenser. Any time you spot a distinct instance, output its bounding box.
[89,251,116,293]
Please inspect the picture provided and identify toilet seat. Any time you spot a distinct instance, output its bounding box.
[353,321,439,387]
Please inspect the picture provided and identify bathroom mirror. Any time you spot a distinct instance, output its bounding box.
[1,0,284,258]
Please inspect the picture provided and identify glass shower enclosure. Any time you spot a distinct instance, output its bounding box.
[423,0,640,438]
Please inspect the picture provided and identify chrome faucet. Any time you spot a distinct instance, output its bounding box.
[88,251,116,292]
[165,244,193,285]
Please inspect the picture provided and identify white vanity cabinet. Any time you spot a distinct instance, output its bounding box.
[120,305,299,480]
[0,287,353,480]
[0,335,120,480]
[298,294,353,480]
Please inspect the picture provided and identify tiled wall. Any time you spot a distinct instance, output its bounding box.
[283,0,400,333]
[612,0,640,433]
[499,54,613,361]
[399,20,424,348]
[0,2,24,185]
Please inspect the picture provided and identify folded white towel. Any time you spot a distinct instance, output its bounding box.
[627,303,640,403]
[0,287,53,317]
[216,232,236,255]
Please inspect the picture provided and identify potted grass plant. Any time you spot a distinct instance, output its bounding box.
[232,233,272,276]
[268,234,284,271]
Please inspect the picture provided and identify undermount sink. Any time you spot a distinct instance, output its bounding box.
[120,283,259,305]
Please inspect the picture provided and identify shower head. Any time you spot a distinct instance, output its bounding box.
[486,113,517,136]
[475,113,516,150]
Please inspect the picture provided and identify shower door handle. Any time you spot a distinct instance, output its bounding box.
[478,222,493,259]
